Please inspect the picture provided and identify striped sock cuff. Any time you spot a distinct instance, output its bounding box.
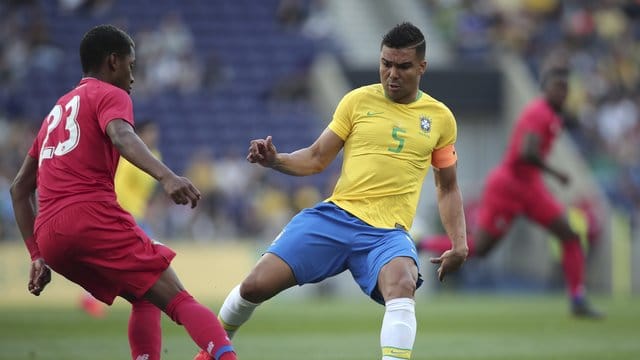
[214,345,235,360]
[382,346,412,359]
[218,315,239,331]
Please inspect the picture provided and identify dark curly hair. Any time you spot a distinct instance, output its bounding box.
[381,22,426,60]
[80,24,134,74]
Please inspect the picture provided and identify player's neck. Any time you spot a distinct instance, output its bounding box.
[543,97,562,113]
[83,70,111,84]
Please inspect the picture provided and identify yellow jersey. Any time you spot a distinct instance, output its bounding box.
[114,149,161,219]
[326,84,458,230]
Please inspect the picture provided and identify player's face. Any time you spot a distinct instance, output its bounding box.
[545,76,568,111]
[379,45,426,104]
[113,46,135,94]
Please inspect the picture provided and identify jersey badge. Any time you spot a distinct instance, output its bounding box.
[420,115,432,133]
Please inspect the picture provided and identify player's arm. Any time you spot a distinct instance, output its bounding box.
[106,119,201,208]
[520,132,569,185]
[247,128,344,176]
[430,163,468,282]
[9,154,52,296]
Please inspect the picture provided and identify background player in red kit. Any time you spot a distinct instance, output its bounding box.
[9,25,236,360]
[419,65,603,318]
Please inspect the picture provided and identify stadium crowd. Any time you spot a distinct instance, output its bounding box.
[2,0,639,242]
[425,0,640,225]
[0,0,340,242]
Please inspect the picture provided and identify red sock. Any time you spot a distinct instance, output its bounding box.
[561,239,585,299]
[165,291,236,360]
[419,234,475,256]
[129,299,161,360]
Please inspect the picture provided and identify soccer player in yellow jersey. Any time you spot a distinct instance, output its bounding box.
[115,120,161,227]
[195,22,468,360]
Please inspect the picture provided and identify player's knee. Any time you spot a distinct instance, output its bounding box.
[239,276,271,303]
[382,276,416,300]
[398,278,417,297]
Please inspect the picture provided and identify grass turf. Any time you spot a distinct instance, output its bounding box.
[0,294,638,360]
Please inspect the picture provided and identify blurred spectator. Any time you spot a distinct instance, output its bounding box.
[453,0,494,62]
[0,119,38,240]
[301,0,342,55]
[0,2,62,87]
[277,0,306,30]
[251,174,293,239]
[134,13,202,96]
[183,148,221,240]
[58,0,114,16]
[202,50,234,91]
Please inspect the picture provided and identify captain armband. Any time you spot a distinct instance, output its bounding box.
[431,144,457,169]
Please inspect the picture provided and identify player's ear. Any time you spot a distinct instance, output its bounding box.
[419,60,427,75]
[107,53,119,71]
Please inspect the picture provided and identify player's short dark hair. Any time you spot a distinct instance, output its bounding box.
[80,24,134,74]
[381,22,426,60]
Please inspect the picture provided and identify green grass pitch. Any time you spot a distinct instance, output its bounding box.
[1,294,638,360]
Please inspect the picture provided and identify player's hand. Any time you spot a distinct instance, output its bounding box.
[161,174,201,208]
[429,247,468,282]
[247,136,277,167]
[28,258,51,296]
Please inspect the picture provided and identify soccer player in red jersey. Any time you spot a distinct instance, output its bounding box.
[9,25,236,360]
[419,65,603,318]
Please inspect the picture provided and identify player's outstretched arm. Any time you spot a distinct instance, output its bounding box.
[10,155,52,295]
[107,119,201,208]
[520,132,570,186]
[430,164,468,282]
[247,128,344,176]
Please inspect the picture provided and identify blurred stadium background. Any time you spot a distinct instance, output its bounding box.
[0,0,640,358]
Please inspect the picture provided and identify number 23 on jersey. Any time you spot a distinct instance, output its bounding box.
[39,95,81,166]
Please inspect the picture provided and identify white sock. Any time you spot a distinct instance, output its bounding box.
[217,284,260,339]
[380,298,416,360]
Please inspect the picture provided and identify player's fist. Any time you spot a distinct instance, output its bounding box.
[29,258,51,296]
[161,174,201,208]
[247,136,277,167]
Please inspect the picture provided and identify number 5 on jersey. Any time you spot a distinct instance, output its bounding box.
[388,126,406,153]
[39,95,81,166]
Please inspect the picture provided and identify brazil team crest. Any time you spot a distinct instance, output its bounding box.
[420,115,432,133]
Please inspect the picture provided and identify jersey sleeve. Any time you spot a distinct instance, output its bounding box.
[327,90,357,141]
[27,121,49,160]
[27,136,40,160]
[520,105,552,138]
[435,105,457,149]
[96,88,135,134]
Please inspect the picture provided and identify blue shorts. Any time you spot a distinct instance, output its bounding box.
[267,202,422,305]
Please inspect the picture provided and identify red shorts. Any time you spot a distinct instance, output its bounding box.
[35,201,175,305]
[476,167,564,237]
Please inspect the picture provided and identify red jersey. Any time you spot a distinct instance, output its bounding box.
[28,77,134,230]
[500,97,562,180]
